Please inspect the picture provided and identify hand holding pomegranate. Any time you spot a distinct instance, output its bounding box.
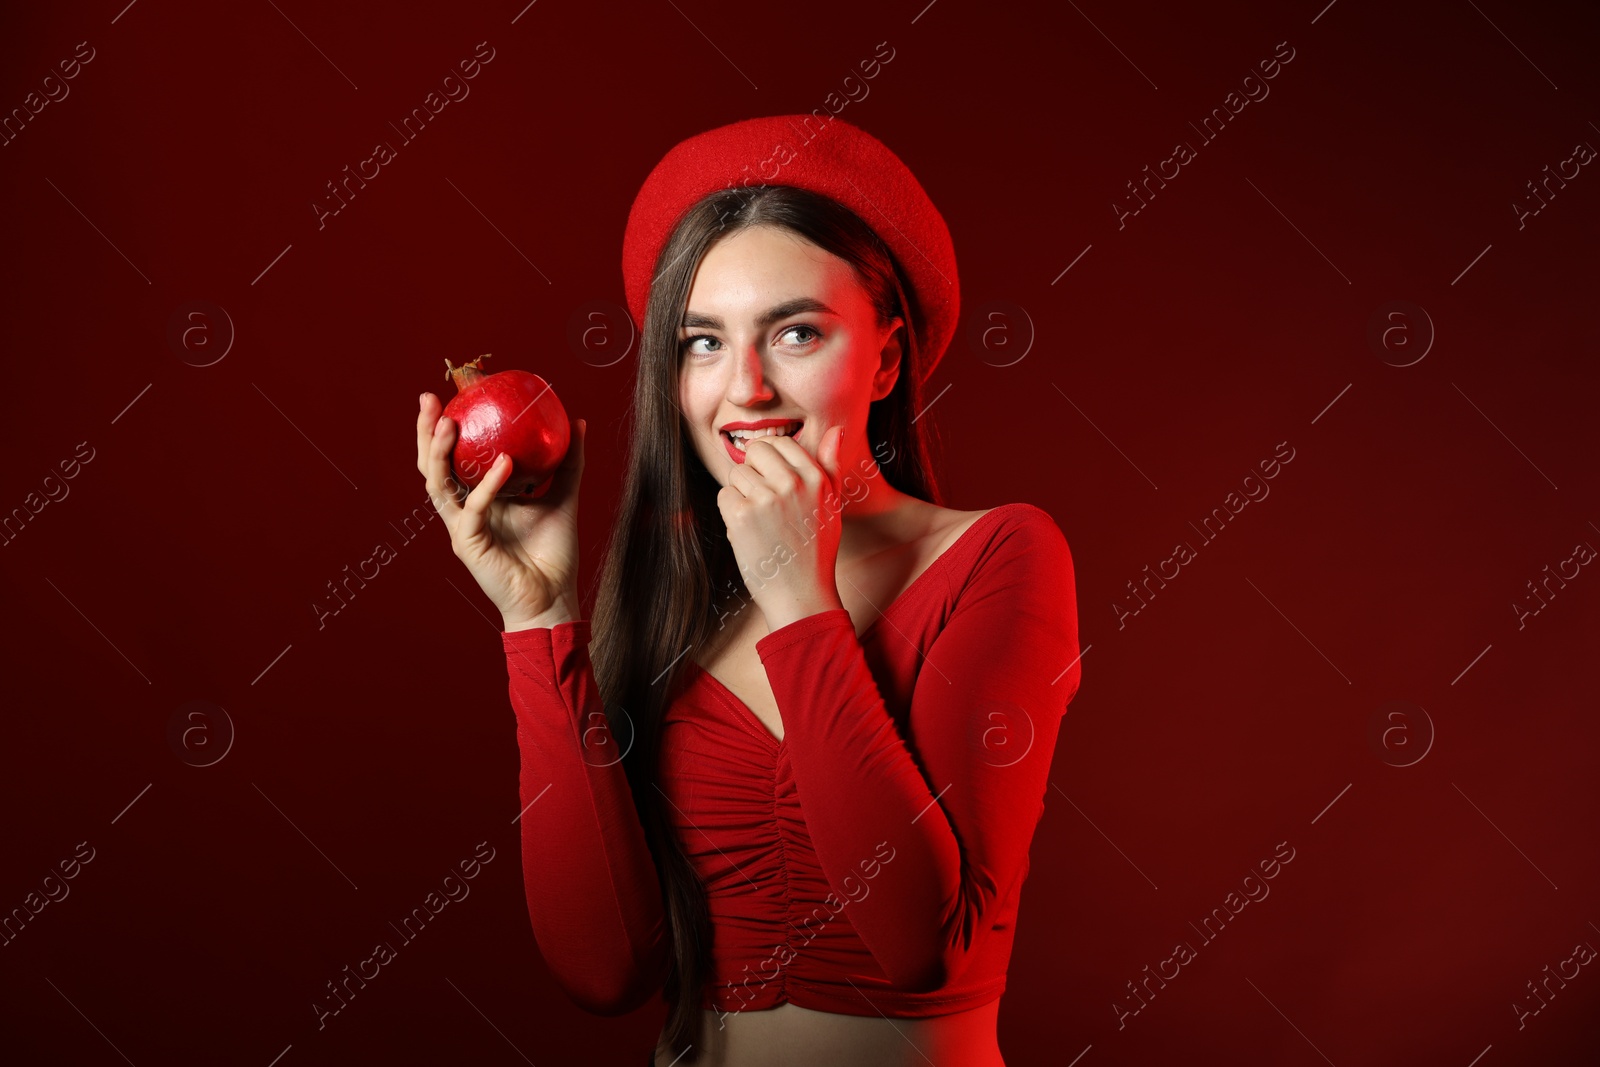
[416,392,586,631]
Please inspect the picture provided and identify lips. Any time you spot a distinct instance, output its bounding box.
[719,417,805,433]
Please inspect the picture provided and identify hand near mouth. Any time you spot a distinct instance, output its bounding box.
[717,423,848,631]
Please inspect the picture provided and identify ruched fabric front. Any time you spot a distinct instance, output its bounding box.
[661,663,1004,1016]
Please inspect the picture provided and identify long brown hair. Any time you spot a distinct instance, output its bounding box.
[588,184,945,1060]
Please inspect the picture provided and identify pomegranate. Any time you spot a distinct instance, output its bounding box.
[440,353,570,498]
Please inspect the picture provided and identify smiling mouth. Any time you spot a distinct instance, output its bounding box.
[722,421,803,453]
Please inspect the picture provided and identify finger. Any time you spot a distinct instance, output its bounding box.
[820,425,845,500]
[716,482,745,522]
[458,452,514,535]
[746,434,820,494]
[544,417,585,502]
[570,418,586,476]
[766,431,844,513]
[423,414,467,520]
[416,392,440,476]
[821,424,843,482]
[725,454,778,503]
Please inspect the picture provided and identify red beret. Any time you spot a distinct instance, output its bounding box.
[621,114,960,384]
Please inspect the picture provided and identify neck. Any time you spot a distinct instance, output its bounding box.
[835,461,918,564]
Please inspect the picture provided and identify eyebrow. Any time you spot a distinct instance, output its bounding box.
[681,297,838,332]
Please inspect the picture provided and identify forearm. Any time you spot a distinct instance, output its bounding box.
[503,621,668,1012]
[756,609,961,990]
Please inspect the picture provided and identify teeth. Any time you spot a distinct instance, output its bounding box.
[727,422,801,442]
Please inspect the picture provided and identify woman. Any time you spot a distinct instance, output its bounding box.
[415,115,1082,1066]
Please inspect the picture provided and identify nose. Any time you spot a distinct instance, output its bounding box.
[726,341,774,406]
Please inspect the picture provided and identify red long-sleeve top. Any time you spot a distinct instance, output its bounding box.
[500,502,1082,1019]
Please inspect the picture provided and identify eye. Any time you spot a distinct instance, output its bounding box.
[680,334,722,358]
[778,324,821,347]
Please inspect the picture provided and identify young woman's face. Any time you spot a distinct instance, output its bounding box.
[676,224,903,486]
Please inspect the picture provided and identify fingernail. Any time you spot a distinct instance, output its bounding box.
[419,392,427,408]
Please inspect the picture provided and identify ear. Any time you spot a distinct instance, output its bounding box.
[870,316,906,402]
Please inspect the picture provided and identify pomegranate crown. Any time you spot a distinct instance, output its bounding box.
[443,353,493,389]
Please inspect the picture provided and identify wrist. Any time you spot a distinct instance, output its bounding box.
[762,592,845,632]
[502,593,579,632]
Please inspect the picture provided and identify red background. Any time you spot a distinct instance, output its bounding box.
[2,1,1597,1064]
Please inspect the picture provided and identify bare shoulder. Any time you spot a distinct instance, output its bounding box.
[924,500,1058,542]
[926,504,999,550]
[929,501,1065,555]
